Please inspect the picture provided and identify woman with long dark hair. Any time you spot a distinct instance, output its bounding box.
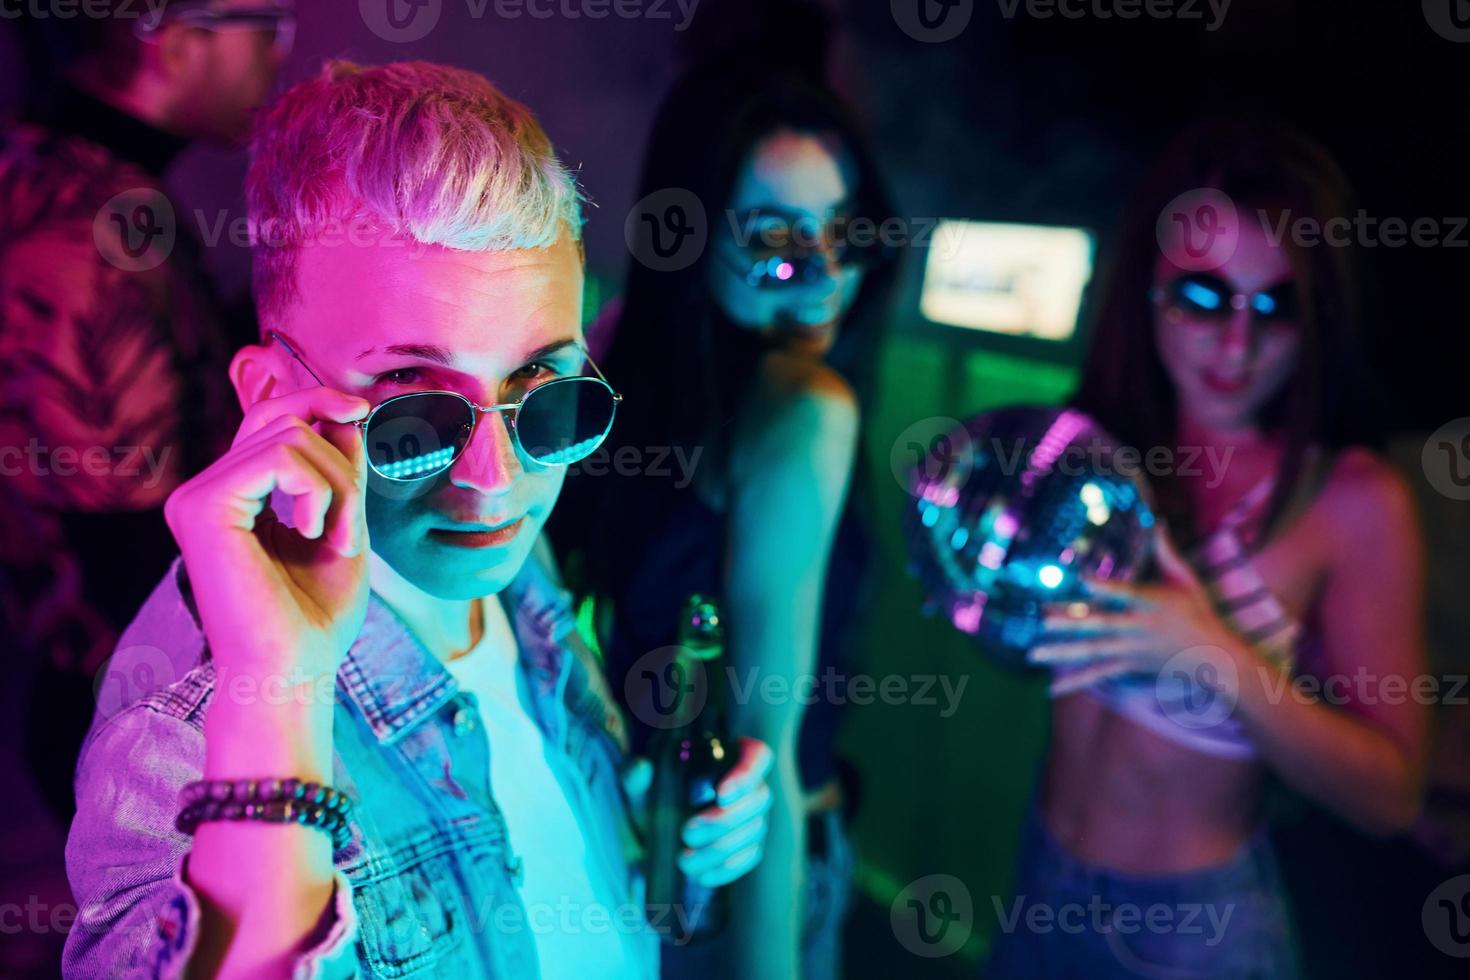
[557,62,897,979]
[988,122,1428,977]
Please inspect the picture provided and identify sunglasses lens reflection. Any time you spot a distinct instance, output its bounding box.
[365,394,473,480]
[1168,275,1298,324]
[517,379,618,465]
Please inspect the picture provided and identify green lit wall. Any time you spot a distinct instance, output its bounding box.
[842,332,1079,966]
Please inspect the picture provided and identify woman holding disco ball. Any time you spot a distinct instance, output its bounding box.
[928,123,1428,978]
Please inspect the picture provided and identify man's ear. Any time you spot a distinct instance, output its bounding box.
[229,342,283,414]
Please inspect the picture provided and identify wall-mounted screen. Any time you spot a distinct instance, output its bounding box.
[920,221,1094,341]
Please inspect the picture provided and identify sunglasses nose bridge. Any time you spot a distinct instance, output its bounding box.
[449,402,524,492]
[470,402,520,438]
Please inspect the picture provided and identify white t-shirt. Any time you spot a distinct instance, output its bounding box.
[443,602,638,979]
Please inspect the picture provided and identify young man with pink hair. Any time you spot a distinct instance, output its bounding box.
[63,61,772,979]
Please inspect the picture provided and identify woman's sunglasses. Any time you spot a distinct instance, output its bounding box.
[1149,273,1299,325]
[721,213,894,289]
[270,333,621,482]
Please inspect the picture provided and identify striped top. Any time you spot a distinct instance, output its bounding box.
[1081,472,1304,759]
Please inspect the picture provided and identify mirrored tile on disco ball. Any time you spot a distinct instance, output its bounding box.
[904,406,1157,670]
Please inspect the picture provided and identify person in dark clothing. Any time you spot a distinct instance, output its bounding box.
[551,58,899,979]
[1,0,289,822]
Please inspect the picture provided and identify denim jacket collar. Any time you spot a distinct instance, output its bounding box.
[171,540,580,746]
[335,598,462,745]
[335,556,575,745]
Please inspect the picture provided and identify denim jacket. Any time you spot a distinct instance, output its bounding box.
[62,547,659,979]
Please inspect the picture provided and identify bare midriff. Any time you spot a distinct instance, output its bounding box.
[1041,691,1265,875]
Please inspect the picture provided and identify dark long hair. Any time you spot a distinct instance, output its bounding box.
[1072,120,1385,543]
[570,62,898,602]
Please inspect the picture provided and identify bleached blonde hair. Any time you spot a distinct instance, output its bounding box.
[246,60,584,326]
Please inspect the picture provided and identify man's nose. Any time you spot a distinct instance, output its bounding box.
[448,410,522,495]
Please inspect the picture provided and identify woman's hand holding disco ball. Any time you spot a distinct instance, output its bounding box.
[902,406,1161,671]
[1029,524,1257,699]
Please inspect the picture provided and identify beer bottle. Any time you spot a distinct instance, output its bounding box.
[645,594,735,943]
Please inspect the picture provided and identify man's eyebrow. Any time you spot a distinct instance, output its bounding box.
[354,339,583,367]
[521,339,584,363]
[355,343,455,365]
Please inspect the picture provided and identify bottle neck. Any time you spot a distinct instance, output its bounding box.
[672,644,727,734]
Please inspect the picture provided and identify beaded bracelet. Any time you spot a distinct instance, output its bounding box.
[176,778,354,850]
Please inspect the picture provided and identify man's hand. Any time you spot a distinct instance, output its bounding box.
[170,386,376,975]
[625,737,774,888]
[683,737,774,887]
[164,386,373,687]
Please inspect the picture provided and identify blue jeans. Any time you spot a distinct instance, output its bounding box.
[986,807,1299,979]
[801,808,857,980]
[661,808,855,979]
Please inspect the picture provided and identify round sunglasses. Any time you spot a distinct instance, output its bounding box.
[724,244,890,290]
[721,213,894,289]
[270,333,621,482]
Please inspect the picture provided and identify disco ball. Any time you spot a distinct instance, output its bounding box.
[903,406,1158,670]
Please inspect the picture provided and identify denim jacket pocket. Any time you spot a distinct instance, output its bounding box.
[350,852,463,977]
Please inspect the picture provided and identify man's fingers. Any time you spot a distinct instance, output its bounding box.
[684,782,772,846]
[234,386,370,447]
[225,418,363,555]
[682,813,768,867]
[685,843,763,889]
[292,427,365,556]
[230,412,305,455]
[202,442,333,536]
[714,737,774,806]
[235,411,365,491]
[318,418,367,487]
[680,815,767,878]
[194,438,354,553]
[290,474,330,540]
